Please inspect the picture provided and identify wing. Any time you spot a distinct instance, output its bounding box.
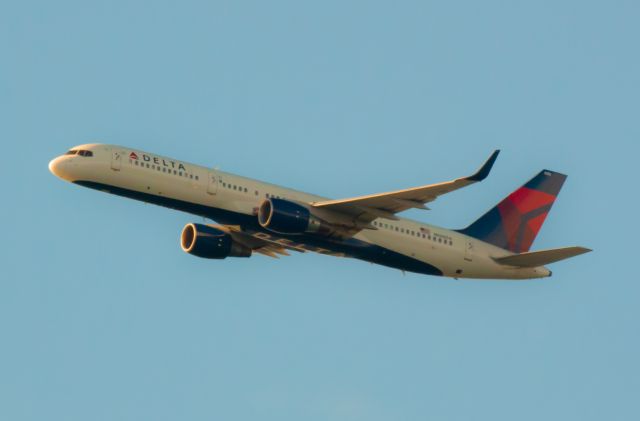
[311,150,500,222]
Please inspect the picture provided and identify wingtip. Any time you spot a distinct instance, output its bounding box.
[467,149,500,181]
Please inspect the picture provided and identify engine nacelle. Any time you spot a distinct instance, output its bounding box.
[180,223,251,259]
[258,198,331,235]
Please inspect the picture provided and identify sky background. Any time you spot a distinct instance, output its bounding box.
[1,1,638,420]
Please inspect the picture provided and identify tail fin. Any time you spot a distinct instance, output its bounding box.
[457,170,567,253]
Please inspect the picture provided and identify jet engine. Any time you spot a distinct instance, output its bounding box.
[258,198,333,235]
[180,223,251,259]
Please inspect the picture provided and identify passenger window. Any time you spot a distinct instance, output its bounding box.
[195,176,199,180]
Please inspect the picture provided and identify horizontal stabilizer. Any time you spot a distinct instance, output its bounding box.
[493,246,592,267]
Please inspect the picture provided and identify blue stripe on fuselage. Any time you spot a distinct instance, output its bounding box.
[73,180,443,276]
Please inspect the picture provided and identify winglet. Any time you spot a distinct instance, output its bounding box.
[467,150,500,182]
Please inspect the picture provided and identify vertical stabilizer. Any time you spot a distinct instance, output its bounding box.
[457,170,567,253]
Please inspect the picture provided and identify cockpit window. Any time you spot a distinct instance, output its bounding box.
[66,149,93,157]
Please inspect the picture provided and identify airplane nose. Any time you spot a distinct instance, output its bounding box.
[49,157,62,176]
[49,156,72,180]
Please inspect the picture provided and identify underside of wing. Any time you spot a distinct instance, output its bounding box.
[311,150,500,223]
[221,225,305,258]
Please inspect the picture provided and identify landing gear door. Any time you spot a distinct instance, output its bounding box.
[207,170,218,195]
[111,149,122,171]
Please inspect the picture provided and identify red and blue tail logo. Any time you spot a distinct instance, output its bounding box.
[458,170,567,253]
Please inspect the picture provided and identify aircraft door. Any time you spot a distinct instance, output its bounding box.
[111,149,122,171]
[207,170,218,195]
[464,240,474,262]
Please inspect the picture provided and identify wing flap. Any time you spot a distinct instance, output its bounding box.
[493,246,592,267]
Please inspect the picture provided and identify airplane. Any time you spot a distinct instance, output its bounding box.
[49,144,590,280]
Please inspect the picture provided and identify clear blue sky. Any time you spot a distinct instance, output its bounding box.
[1,1,637,420]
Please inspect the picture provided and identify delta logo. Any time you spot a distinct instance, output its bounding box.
[129,151,187,171]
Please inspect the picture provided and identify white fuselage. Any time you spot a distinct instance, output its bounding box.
[49,144,551,279]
